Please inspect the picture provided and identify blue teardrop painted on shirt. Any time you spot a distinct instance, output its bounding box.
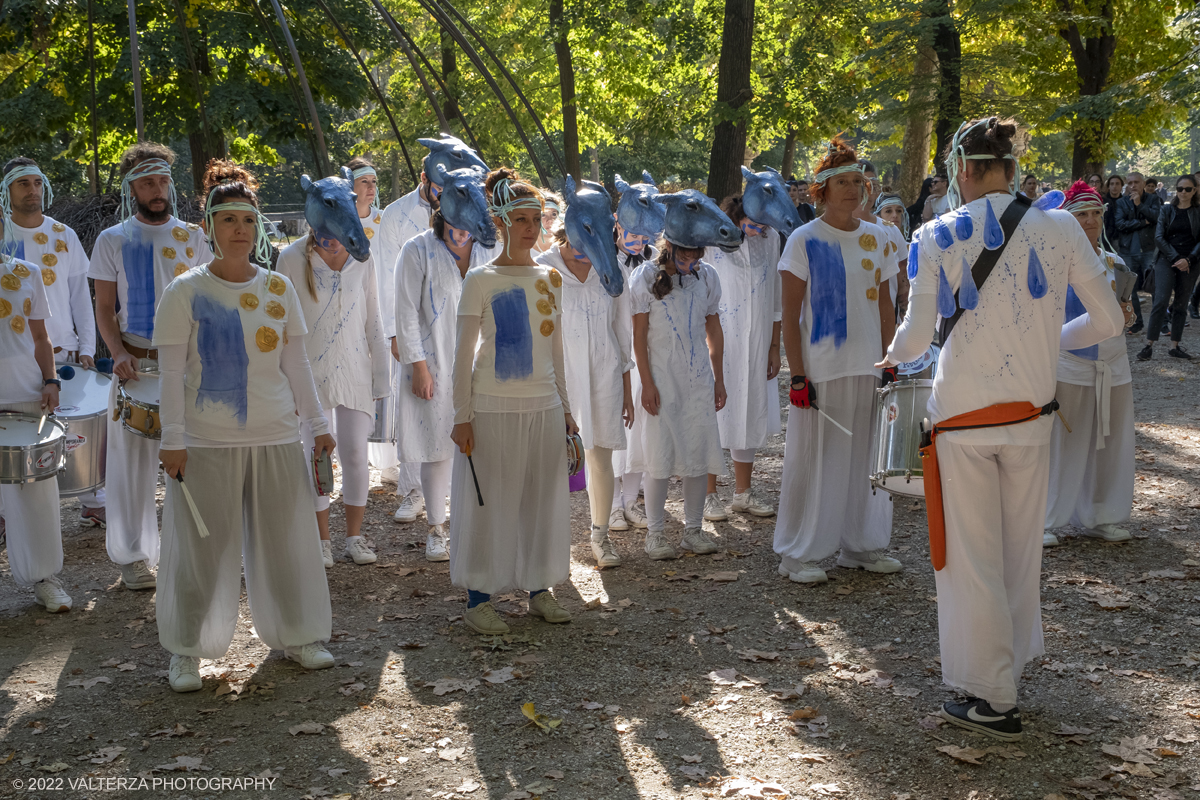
[907,238,919,280]
[933,217,954,250]
[983,199,1004,250]
[1033,190,1065,211]
[1027,246,1048,299]
[955,211,973,241]
[958,256,979,310]
[937,265,957,318]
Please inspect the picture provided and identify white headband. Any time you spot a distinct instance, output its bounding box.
[1,165,53,254]
[944,118,1020,210]
[204,188,272,267]
[352,166,377,180]
[120,158,178,237]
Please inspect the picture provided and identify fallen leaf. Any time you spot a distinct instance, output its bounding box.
[1091,597,1131,610]
[789,707,819,720]
[544,770,564,780]
[654,730,670,740]
[37,762,70,773]
[483,667,516,684]
[791,752,828,763]
[834,585,855,596]
[289,721,325,736]
[705,571,739,582]
[67,676,112,690]
[438,747,465,761]
[116,663,137,672]
[581,701,603,710]
[1102,736,1160,764]
[502,792,531,800]
[155,755,206,772]
[810,784,845,796]
[680,754,702,763]
[339,683,365,696]
[937,745,988,765]
[707,669,739,685]
[737,649,780,662]
[892,687,920,698]
[456,779,481,793]
[425,678,480,696]
[771,684,806,700]
[89,746,125,764]
[521,702,562,732]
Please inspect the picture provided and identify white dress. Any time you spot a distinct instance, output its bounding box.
[536,244,632,451]
[611,249,654,477]
[393,229,498,463]
[627,262,726,479]
[706,230,782,452]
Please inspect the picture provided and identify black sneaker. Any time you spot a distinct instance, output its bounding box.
[1190,306,1199,320]
[939,698,1023,741]
[1168,346,1193,360]
[1137,344,1153,361]
[1161,324,1170,335]
[1127,323,1143,335]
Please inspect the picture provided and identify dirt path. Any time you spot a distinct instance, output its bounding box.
[1,327,1198,800]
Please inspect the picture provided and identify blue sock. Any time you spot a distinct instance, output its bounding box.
[529,589,547,599]
[467,590,491,608]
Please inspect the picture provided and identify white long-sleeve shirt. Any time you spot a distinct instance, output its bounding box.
[376,189,431,339]
[5,216,96,355]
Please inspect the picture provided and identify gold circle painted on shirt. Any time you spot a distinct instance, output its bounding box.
[256,325,280,352]
[172,226,190,243]
[875,268,882,286]
[41,253,57,267]
[536,298,553,315]
[865,286,878,302]
[22,298,31,316]
[0,298,9,318]
[264,300,286,320]
[173,263,188,277]
[11,263,30,278]
[10,315,25,334]
[240,293,259,311]
[1,273,20,291]
[534,278,550,296]
[365,228,375,240]
[1110,279,1117,291]
[540,319,555,337]
[548,269,563,288]
[41,267,56,286]
[33,232,49,245]
[268,275,286,296]
[861,258,873,271]
[162,246,177,260]
[187,222,200,231]
[51,222,65,233]
[185,247,194,259]
[54,238,68,253]
[858,233,877,252]
[373,214,382,225]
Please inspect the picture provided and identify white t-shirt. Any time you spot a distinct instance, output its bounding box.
[88,217,213,347]
[361,207,382,245]
[152,266,309,447]
[0,258,51,404]
[457,263,563,400]
[1057,250,1132,387]
[777,217,899,383]
[3,217,95,355]
[910,194,1105,444]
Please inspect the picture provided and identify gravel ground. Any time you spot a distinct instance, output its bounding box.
[1,327,1198,800]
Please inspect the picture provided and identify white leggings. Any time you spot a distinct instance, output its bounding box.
[644,475,707,532]
[584,447,615,530]
[301,405,372,511]
[420,458,453,526]
[730,448,757,464]
[611,470,643,510]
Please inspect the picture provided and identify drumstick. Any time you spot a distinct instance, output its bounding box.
[175,475,211,538]
[464,444,484,507]
[1055,408,1073,434]
[37,412,47,434]
[812,402,852,437]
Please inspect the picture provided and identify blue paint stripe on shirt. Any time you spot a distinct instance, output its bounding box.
[805,237,847,347]
[122,233,157,339]
[1064,285,1099,360]
[192,293,250,425]
[491,285,533,381]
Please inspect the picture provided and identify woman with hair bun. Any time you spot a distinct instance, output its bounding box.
[153,159,337,692]
[448,168,578,635]
[774,136,901,586]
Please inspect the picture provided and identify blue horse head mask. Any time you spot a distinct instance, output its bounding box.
[418,135,489,187]
[563,176,622,297]
[659,190,743,253]
[301,167,370,262]
[613,170,666,239]
[434,165,497,249]
[740,166,801,235]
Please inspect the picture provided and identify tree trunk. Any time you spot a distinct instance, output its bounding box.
[1058,0,1115,177]
[440,28,460,124]
[390,148,402,203]
[589,147,600,182]
[550,0,581,180]
[780,127,798,179]
[706,0,756,201]
[899,45,938,203]
[929,0,961,177]
[188,129,226,194]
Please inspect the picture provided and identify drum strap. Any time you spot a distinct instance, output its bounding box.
[938,194,1032,344]
[919,398,1059,570]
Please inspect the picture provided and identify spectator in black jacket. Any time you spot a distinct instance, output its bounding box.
[1103,175,1124,248]
[790,180,816,224]
[1115,172,1162,334]
[1138,174,1200,361]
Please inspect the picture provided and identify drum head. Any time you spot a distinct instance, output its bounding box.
[123,372,161,404]
[0,414,66,445]
[55,366,112,416]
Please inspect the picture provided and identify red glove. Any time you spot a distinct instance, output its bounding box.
[881,366,898,386]
[790,375,815,408]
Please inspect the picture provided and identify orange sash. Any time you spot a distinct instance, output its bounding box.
[920,401,1054,570]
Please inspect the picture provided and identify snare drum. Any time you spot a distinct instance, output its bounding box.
[869,379,932,497]
[55,364,111,496]
[116,370,162,439]
[369,395,396,444]
[896,345,940,380]
[0,412,68,484]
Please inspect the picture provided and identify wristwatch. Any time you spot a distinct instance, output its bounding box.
[43,378,61,388]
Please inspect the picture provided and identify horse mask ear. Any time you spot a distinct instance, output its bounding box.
[300,175,313,192]
[564,175,579,205]
[435,163,451,186]
[641,170,656,187]
[740,165,755,182]
[339,166,353,182]
[614,174,630,195]
[416,137,443,151]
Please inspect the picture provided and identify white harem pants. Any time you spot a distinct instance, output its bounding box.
[104,358,162,567]
[1,400,63,586]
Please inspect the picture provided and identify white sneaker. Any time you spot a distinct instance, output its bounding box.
[392,491,425,523]
[679,527,718,555]
[528,591,572,623]
[168,654,202,692]
[425,524,449,562]
[380,465,401,485]
[836,548,903,573]
[644,530,677,560]
[731,489,775,517]
[623,502,648,529]
[463,602,510,635]
[703,493,729,522]
[34,575,72,612]
[778,561,828,584]
[1082,523,1132,542]
[120,560,156,590]
[344,537,377,565]
[591,529,622,568]
[285,642,335,670]
[608,506,630,531]
[1043,530,1062,547]
[320,540,334,569]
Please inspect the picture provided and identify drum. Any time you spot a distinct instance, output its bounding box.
[116,370,162,439]
[0,412,68,484]
[896,344,940,380]
[870,379,932,497]
[369,395,396,444]
[55,364,111,496]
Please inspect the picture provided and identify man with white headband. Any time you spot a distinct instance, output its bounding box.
[88,142,213,592]
[0,158,103,528]
[881,117,1123,740]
